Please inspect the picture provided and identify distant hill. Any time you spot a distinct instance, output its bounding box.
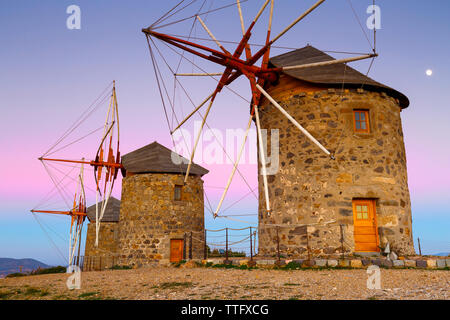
[434,252,450,257]
[0,258,51,278]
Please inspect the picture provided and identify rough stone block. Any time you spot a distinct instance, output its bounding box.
[361,259,371,266]
[315,259,327,267]
[275,260,286,266]
[301,260,315,267]
[338,259,350,267]
[393,260,404,267]
[416,260,427,268]
[426,260,436,268]
[327,260,338,267]
[370,259,382,266]
[239,260,249,266]
[436,260,446,268]
[350,259,363,268]
[446,259,450,267]
[292,259,304,265]
[404,260,416,268]
[382,259,393,267]
[256,259,276,265]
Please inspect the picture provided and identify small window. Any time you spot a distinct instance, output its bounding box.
[353,110,370,133]
[174,185,183,201]
[355,204,369,220]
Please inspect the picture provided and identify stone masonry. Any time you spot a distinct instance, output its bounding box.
[257,75,415,257]
[118,173,205,267]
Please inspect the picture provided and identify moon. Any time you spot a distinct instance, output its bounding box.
[426,69,433,76]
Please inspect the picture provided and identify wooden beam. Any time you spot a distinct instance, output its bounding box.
[256,84,334,158]
[282,54,377,71]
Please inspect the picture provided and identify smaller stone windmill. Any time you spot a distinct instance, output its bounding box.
[84,197,121,266]
[117,142,209,267]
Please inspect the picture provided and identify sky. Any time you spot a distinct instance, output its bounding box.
[0,0,449,265]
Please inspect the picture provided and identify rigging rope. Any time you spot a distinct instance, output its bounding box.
[42,82,113,157]
[152,0,252,30]
[148,36,259,214]
[32,213,68,265]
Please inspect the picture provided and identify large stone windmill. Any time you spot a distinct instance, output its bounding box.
[257,46,414,257]
[143,1,415,258]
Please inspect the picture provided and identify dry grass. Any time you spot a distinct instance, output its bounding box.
[0,266,448,300]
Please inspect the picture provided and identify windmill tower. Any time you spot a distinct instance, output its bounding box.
[117,142,209,267]
[257,46,415,257]
[142,1,413,257]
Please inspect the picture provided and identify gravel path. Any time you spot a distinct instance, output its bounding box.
[0,266,448,300]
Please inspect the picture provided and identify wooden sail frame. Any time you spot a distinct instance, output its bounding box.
[143,0,378,218]
[31,81,123,267]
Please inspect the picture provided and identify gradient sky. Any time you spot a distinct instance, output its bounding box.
[0,0,449,265]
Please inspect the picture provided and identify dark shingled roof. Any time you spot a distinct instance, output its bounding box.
[269,46,409,109]
[121,141,209,176]
[86,197,121,222]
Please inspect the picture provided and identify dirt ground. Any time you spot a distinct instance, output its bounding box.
[0,266,448,300]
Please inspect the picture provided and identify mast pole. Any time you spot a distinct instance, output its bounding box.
[214,114,253,217]
[256,84,334,159]
[254,105,271,215]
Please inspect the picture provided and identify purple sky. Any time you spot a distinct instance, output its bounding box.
[0,1,449,265]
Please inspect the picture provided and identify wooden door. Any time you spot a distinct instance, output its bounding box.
[170,239,184,262]
[352,199,379,252]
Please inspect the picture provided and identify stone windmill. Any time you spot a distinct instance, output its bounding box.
[143,1,414,258]
[257,46,414,257]
[117,142,209,267]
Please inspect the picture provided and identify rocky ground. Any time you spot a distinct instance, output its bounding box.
[0,266,448,300]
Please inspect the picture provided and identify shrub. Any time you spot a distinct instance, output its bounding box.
[31,266,66,275]
[5,273,26,278]
[110,265,132,270]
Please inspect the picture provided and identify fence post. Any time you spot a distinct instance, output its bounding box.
[204,229,207,260]
[276,226,281,262]
[183,233,187,260]
[417,237,422,256]
[250,227,253,261]
[189,232,193,260]
[340,225,345,259]
[306,227,311,261]
[225,228,230,264]
[253,230,257,257]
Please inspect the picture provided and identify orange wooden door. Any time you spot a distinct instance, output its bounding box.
[170,239,184,262]
[352,200,379,252]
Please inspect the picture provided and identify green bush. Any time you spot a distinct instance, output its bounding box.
[282,262,302,270]
[5,273,26,278]
[172,260,187,268]
[31,266,66,275]
[110,265,132,270]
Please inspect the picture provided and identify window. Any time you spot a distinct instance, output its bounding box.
[355,203,369,220]
[174,185,183,201]
[353,110,370,133]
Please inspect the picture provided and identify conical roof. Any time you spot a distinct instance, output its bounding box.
[121,141,209,176]
[86,197,121,222]
[269,46,409,108]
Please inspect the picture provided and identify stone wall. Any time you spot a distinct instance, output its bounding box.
[118,173,205,267]
[257,75,415,257]
[83,222,120,270]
